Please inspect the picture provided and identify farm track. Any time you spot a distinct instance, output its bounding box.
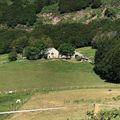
[0,107,66,115]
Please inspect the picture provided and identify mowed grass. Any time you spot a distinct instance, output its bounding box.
[0,56,118,91]
[0,92,31,120]
[7,89,120,120]
[76,47,96,58]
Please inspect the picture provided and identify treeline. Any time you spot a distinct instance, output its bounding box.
[0,0,102,27]
[0,0,58,27]
[0,29,28,54]
[59,0,102,13]
[32,22,99,48]
[94,35,120,83]
[93,19,120,83]
[1,19,119,54]
[0,22,96,54]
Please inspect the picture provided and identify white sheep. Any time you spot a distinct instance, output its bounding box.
[16,99,22,104]
[8,91,14,94]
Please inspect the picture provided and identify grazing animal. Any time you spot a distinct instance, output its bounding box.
[16,99,22,104]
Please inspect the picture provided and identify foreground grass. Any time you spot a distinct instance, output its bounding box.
[0,59,117,91]
[0,92,31,120]
[7,89,120,120]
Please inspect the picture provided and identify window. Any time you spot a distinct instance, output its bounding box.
[51,52,54,55]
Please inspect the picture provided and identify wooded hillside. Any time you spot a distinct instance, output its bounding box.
[0,0,120,83]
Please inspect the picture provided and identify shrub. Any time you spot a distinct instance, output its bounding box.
[87,109,120,120]
[58,0,102,13]
[59,43,75,58]
[25,40,46,60]
[59,0,92,13]
[8,48,17,61]
[41,3,59,13]
[0,29,27,54]
[113,95,120,101]
[91,0,102,9]
[105,8,116,18]
[11,36,29,53]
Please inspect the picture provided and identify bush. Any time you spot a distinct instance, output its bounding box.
[87,109,120,120]
[59,0,92,13]
[58,0,102,13]
[11,36,29,53]
[41,3,59,13]
[8,48,17,61]
[59,43,75,58]
[25,40,46,60]
[105,8,116,18]
[91,0,102,9]
[0,29,27,54]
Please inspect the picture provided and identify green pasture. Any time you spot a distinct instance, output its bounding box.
[0,57,117,91]
[76,47,96,58]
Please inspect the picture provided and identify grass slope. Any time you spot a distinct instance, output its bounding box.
[7,89,120,120]
[76,47,96,58]
[0,56,117,91]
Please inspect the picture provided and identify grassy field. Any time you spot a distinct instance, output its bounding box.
[0,92,31,120]
[7,89,120,120]
[76,47,96,58]
[0,57,118,91]
[0,47,119,120]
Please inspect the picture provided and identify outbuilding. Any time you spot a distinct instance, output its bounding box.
[44,48,59,59]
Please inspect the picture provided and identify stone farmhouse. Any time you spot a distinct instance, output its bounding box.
[44,48,59,59]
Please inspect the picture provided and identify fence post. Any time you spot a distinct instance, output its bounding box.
[94,104,100,115]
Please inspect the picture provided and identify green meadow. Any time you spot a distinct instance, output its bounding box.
[0,47,119,120]
[0,56,117,91]
[76,47,96,58]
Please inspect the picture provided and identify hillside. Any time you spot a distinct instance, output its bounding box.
[0,54,115,91]
[0,0,120,83]
[0,1,120,120]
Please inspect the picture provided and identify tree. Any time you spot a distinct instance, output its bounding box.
[11,36,29,53]
[24,40,46,60]
[2,0,37,27]
[104,8,116,18]
[58,0,101,13]
[94,35,120,83]
[8,48,17,61]
[91,0,102,8]
[34,0,45,13]
[59,43,75,58]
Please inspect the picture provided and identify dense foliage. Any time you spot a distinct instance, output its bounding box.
[32,22,100,48]
[1,0,37,27]
[87,109,120,120]
[25,40,46,60]
[0,29,27,54]
[0,0,58,27]
[59,43,75,58]
[93,19,120,83]
[0,0,102,26]
[8,48,17,61]
[94,35,120,83]
[59,0,101,13]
